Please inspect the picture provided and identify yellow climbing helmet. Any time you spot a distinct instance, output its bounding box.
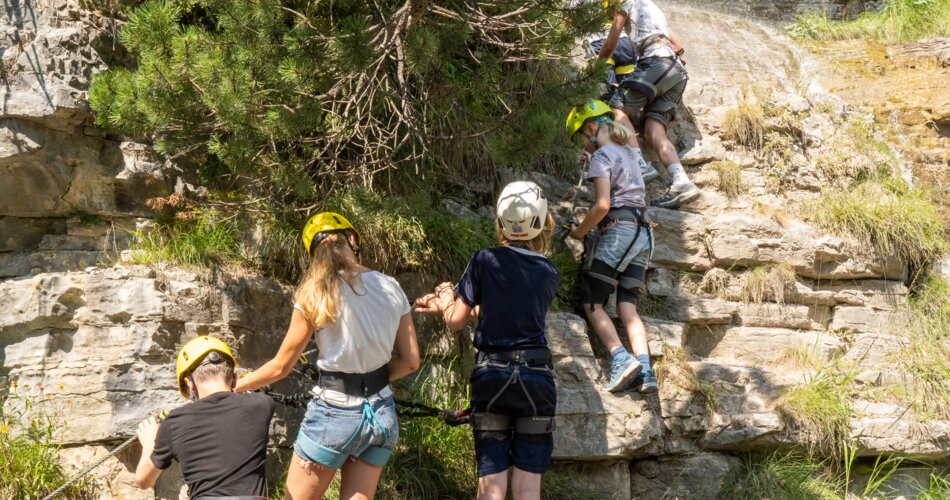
[301,212,362,256]
[175,336,236,399]
[565,100,613,138]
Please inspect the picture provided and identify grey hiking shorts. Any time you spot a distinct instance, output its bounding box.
[621,56,688,130]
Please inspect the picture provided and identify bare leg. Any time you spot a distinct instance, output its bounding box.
[478,470,509,500]
[617,302,650,357]
[338,458,384,500]
[584,304,623,353]
[284,453,337,500]
[511,468,542,500]
[612,108,642,148]
[644,118,679,167]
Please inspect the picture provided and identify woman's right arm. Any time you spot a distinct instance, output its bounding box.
[234,309,313,393]
[388,313,420,382]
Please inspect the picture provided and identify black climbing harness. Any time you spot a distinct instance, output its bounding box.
[585,206,654,294]
[469,348,556,436]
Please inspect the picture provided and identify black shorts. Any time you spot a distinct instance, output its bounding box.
[470,364,557,476]
[582,258,647,306]
[621,56,688,129]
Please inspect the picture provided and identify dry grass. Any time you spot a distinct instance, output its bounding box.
[655,347,721,412]
[739,263,796,304]
[710,160,746,200]
[723,95,766,148]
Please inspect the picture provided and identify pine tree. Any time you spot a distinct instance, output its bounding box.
[90,0,604,275]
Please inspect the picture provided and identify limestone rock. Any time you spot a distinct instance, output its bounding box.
[631,453,742,500]
[706,214,906,280]
[648,208,712,271]
[549,461,631,499]
[737,302,831,330]
[815,280,908,310]
[688,326,840,367]
[667,297,737,325]
[830,306,894,334]
[548,312,663,459]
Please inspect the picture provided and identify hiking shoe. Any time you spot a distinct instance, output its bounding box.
[651,182,701,209]
[604,356,642,393]
[630,370,659,394]
[640,162,660,183]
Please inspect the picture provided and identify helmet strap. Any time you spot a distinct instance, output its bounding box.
[186,375,199,401]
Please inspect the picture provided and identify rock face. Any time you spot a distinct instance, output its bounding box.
[2,1,948,499]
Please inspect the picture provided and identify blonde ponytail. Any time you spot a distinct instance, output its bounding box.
[603,120,634,146]
[293,233,360,330]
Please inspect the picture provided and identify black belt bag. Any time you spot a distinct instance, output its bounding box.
[476,348,552,369]
[317,364,390,397]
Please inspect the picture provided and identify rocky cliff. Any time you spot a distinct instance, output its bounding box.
[1,1,947,499]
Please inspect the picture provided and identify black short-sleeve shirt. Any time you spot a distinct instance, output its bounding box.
[456,246,559,351]
[151,391,275,498]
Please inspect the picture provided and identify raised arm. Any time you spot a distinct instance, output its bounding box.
[414,282,474,332]
[597,10,628,60]
[389,313,420,381]
[234,310,312,393]
[133,417,162,489]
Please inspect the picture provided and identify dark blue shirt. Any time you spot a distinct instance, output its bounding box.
[456,246,559,351]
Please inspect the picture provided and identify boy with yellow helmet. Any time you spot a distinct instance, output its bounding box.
[133,336,275,498]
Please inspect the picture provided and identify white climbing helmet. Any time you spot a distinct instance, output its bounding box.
[496,181,548,241]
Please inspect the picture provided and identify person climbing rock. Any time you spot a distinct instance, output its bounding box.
[565,103,658,394]
[133,336,276,499]
[592,0,700,209]
[580,2,660,184]
[414,181,559,500]
[234,212,420,500]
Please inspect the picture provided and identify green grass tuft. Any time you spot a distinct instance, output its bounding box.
[0,386,91,499]
[898,274,950,419]
[131,210,240,269]
[917,472,950,499]
[810,178,949,269]
[778,373,852,457]
[548,246,581,312]
[727,451,841,500]
[788,0,950,44]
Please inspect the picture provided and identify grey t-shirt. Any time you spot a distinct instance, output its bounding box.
[587,143,646,208]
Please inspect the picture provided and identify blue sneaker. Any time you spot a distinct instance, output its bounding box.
[630,370,658,394]
[604,356,642,393]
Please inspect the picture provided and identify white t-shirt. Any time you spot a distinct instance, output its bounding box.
[295,270,410,374]
[627,0,676,58]
[581,0,674,58]
[587,143,647,208]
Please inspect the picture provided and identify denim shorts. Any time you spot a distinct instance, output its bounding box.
[470,364,557,477]
[593,222,653,271]
[293,396,399,469]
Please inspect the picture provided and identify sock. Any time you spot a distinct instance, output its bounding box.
[636,354,652,373]
[667,162,690,187]
[631,147,650,171]
[610,346,630,364]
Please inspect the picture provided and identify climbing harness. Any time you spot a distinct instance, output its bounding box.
[41,410,169,500]
[287,352,470,426]
[584,206,654,304]
[470,349,556,436]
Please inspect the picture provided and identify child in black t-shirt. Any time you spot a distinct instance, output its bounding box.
[133,336,275,499]
[415,181,559,500]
